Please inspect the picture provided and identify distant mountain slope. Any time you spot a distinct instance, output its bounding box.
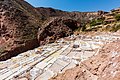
[36,7,99,24]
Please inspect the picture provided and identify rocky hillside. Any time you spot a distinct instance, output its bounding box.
[38,17,80,45]
[36,7,100,25]
[0,0,103,60]
[84,8,120,32]
[0,0,41,60]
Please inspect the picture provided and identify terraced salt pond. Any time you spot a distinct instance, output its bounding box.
[0,32,120,80]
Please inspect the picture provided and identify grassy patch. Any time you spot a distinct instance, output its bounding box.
[0,46,6,53]
[90,18,104,26]
[115,14,120,21]
[111,24,120,32]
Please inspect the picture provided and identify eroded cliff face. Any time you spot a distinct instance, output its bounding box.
[38,17,80,45]
[0,0,40,60]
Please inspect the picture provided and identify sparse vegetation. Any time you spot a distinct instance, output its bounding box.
[81,25,86,31]
[111,24,120,32]
[115,14,120,21]
[0,46,6,53]
[90,18,104,26]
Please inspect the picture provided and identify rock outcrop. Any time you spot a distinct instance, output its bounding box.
[38,17,80,45]
[50,40,120,80]
[0,0,41,60]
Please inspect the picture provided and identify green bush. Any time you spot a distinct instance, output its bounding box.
[0,46,5,53]
[115,14,120,21]
[81,25,86,31]
[90,20,96,26]
[111,24,120,32]
[90,18,104,26]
